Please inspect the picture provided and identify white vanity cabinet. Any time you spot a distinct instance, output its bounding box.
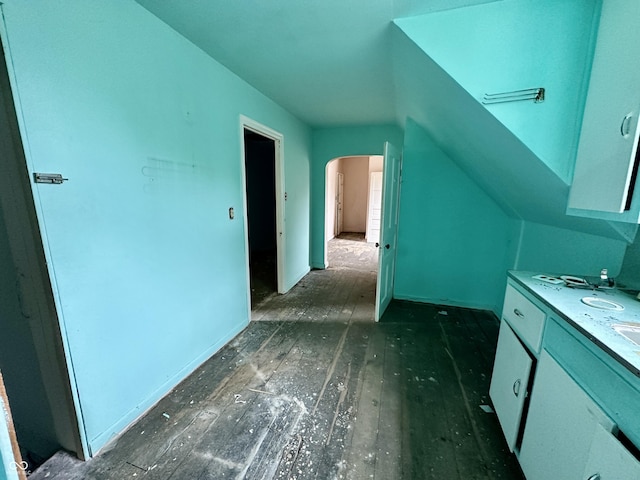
[518,351,615,480]
[568,0,640,222]
[489,282,544,452]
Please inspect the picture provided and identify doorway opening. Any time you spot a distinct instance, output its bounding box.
[324,144,401,322]
[241,119,285,310]
[324,155,384,271]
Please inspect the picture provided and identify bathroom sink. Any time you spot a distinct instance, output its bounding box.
[612,324,640,346]
[581,296,624,311]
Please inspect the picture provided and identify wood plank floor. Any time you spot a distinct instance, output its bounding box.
[31,236,524,479]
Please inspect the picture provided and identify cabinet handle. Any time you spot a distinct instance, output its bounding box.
[621,113,633,137]
[512,379,521,397]
[513,308,524,318]
[586,474,600,480]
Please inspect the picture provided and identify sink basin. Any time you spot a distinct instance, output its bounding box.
[613,324,640,346]
[581,296,625,311]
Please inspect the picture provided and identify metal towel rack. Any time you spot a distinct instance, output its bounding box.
[482,87,545,105]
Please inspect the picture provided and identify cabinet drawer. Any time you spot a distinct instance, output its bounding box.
[502,284,545,353]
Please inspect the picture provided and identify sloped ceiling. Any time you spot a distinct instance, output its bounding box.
[135,0,635,242]
[391,24,633,241]
[135,0,501,126]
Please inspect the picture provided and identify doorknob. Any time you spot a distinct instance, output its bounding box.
[375,242,380,248]
[385,244,390,249]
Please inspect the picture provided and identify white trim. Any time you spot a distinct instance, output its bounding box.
[239,116,286,317]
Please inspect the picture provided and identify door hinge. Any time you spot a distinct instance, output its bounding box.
[34,173,68,184]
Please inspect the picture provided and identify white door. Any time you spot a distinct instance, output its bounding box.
[489,321,533,452]
[375,142,401,321]
[335,172,344,237]
[366,171,383,243]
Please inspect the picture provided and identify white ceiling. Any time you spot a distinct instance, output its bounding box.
[135,0,501,126]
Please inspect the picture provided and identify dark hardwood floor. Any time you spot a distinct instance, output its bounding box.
[31,236,523,479]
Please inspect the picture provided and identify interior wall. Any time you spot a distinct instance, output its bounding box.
[394,119,516,313]
[617,234,640,290]
[1,0,311,455]
[393,119,628,315]
[341,157,369,233]
[368,155,383,174]
[311,124,404,268]
[0,386,17,480]
[514,221,627,277]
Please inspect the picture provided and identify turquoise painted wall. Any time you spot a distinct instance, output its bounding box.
[394,119,517,313]
[617,234,640,290]
[514,221,627,277]
[1,0,310,454]
[310,124,404,268]
[0,393,15,480]
[396,0,600,183]
[392,120,628,315]
[0,455,6,480]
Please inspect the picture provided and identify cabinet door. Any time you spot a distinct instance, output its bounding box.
[583,424,640,480]
[489,321,533,452]
[519,351,614,480]
[568,0,640,215]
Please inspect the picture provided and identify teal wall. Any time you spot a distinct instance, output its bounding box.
[310,124,403,268]
[0,394,15,480]
[393,119,628,315]
[617,234,640,290]
[394,119,517,313]
[1,0,310,455]
[0,454,6,480]
[396,0,600,183]
[514,221,627,277]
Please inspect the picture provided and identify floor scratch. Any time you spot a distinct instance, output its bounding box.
[313,325,350,414]
[326,363,351,446]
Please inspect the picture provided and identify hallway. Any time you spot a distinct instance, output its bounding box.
[30,237,523,479]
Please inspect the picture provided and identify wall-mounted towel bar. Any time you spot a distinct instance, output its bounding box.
[482,87,545,105]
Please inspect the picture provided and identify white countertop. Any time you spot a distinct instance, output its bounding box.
[509,271,640,377]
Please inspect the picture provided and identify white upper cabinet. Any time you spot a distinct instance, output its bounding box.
[568,0,640,221]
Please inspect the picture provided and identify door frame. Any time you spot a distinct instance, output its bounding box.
[335,172,344,237]
[239,115,286,313]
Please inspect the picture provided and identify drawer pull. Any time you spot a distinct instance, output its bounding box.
[513,379,521,397]
[513,308,525,318]
[586,474,600,480]
[621,113,633,137]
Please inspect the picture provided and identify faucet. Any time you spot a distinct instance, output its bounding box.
[600,268,615,288]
